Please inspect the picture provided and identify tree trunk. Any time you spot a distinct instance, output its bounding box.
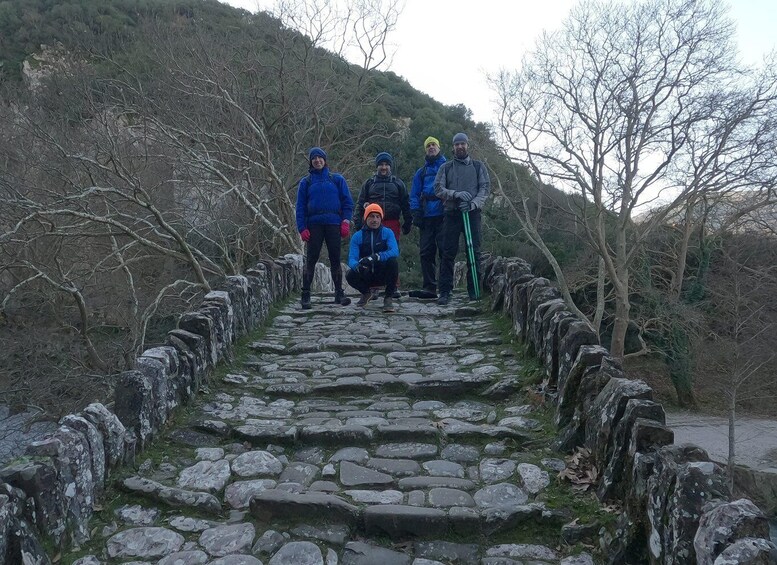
[727,392,736,496]
[671,200,696,300]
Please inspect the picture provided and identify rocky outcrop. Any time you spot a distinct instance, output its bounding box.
[0,256,301,555]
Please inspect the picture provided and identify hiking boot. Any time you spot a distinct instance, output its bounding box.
[370,288,381,301]
[301,291,312,310]
[334,289,351,306]
[436,292,450,306]
[392,290,401,299]
[383,296,396,313]
[357,293,372,307]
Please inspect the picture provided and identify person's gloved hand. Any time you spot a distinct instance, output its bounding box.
[456,191,473,202]
[300,228,311,242]
[402,220,412,235]
[458,200,475,212]
[340,220,350,238]
[411,210,424,229]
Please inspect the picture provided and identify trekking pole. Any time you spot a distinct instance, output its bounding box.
[462,210,481,299]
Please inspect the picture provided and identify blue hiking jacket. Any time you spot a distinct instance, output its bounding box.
[410,154,447,218]
[348,225,399,270]
[295,167,354,231]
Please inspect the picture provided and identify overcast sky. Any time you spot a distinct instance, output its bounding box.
[222,0,776,124]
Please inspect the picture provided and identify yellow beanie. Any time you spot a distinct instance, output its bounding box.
[424,136,440,149]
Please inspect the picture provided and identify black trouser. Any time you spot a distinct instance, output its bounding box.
[302,224,342,293]
[346,258,399,297]
[418,215,445,292]
[439,209,481,296]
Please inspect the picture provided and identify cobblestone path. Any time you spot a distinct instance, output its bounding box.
[68,293,596,565]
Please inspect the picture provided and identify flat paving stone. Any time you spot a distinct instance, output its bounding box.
[225,479,278,509]
[199,523,256,557]
[231,450,284,477]
[269,541,323,565]
[340,461,394,487]
[374,443,438,460]
[107,527,184,559]
[177,460,231,493]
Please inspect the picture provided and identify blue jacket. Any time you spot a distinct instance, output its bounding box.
[295,167,354,231]
[410,155,447,218]
[348,225,399,270]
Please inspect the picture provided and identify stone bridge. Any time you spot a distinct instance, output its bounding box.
[1,256,774,565]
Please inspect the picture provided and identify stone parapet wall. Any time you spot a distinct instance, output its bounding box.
[0,256,301,563]
[480,255,777,564]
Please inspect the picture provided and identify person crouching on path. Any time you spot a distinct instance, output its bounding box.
[296,147,354,309]
[346,203,400,313]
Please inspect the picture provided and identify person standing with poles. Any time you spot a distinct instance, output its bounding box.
[296,147,354,309]
[409,136,447,297]
[433,133,490,306]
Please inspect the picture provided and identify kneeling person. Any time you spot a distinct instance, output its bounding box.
[347,204,400,312]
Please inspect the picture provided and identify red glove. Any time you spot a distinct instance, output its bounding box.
[300,229,311,242]
[340,220,350,238]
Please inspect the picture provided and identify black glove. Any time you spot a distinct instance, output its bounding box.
[456,191,473,202]
[458,200,475,212]
[411,210,424,229]
[402,220,412,235]
[358,254,379,268]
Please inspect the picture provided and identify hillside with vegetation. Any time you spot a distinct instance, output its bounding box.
[1,0,776,456]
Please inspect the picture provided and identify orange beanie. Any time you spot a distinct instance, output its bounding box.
[363,203,384,221]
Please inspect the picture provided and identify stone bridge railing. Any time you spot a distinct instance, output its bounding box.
[2,252,775,564]
[0,256,302,563]
[480,255,777,564]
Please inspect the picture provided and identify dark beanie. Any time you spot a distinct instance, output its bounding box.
[452,132,469,144]
[308,147,327,163]
[375,152,393,167]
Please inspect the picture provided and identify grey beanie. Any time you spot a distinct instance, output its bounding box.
[453,132,469,144]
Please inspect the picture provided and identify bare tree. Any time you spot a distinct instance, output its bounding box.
[697,237,777,493]
[492,0,776,359]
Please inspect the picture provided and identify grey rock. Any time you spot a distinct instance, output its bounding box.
[422,460,465,478]
[252,529,285,556]
[231,451,284,477]
[516,463,550,494]
[560,554,595,565]
[121,476,221,515]
[268,541,323,565]
[200,523,256,557]
[479,459,516,484]
[473,484,528,509]
[169,516,218,532]
[340,461,394,487]
[484,544,557,561]
[114,504,160,525]
[713,538,777,564]
[366,458,422,477]
[197,447,226,461]
[694,499,771,565]
[414,540,479,565]
[300,425,373,445]
[397,477,475,490]
[208,556,264,565]
[427,488,475,508]
[291,523,350,545]
[72,557,102,565]
[342,541,411,565]
[250,490,360,527]
[375,443,438,460]
[158,550,209,565]
[225,479,278,509]
[329,448,370,464]
[279,462,319,486]
[440,445,480,463]
[107,527,184,559]
[345,489,404,504]
[177,459,231,493]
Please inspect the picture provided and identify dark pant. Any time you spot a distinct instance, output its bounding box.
[439,209,481,296]
[346,257,399,296]
[419,215,444,292]
[303,224,342,293]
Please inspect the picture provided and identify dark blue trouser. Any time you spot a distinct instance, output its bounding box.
[419,215,444,292]
[303,224,342,293]
[346,258,399,297]
[439,209,481,296]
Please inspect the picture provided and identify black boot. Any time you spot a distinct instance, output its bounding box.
[301,291,312,309]
[334,289,351,306]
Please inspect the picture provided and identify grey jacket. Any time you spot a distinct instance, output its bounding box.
[433,156,490,212]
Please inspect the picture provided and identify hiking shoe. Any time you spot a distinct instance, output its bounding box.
[436,292,450,306]
[301,292,312,310]
[334,289,351,306]
[392,290,401,299]
[357,293,372,307]
[383,296,396,313]
[370,288,381,301]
